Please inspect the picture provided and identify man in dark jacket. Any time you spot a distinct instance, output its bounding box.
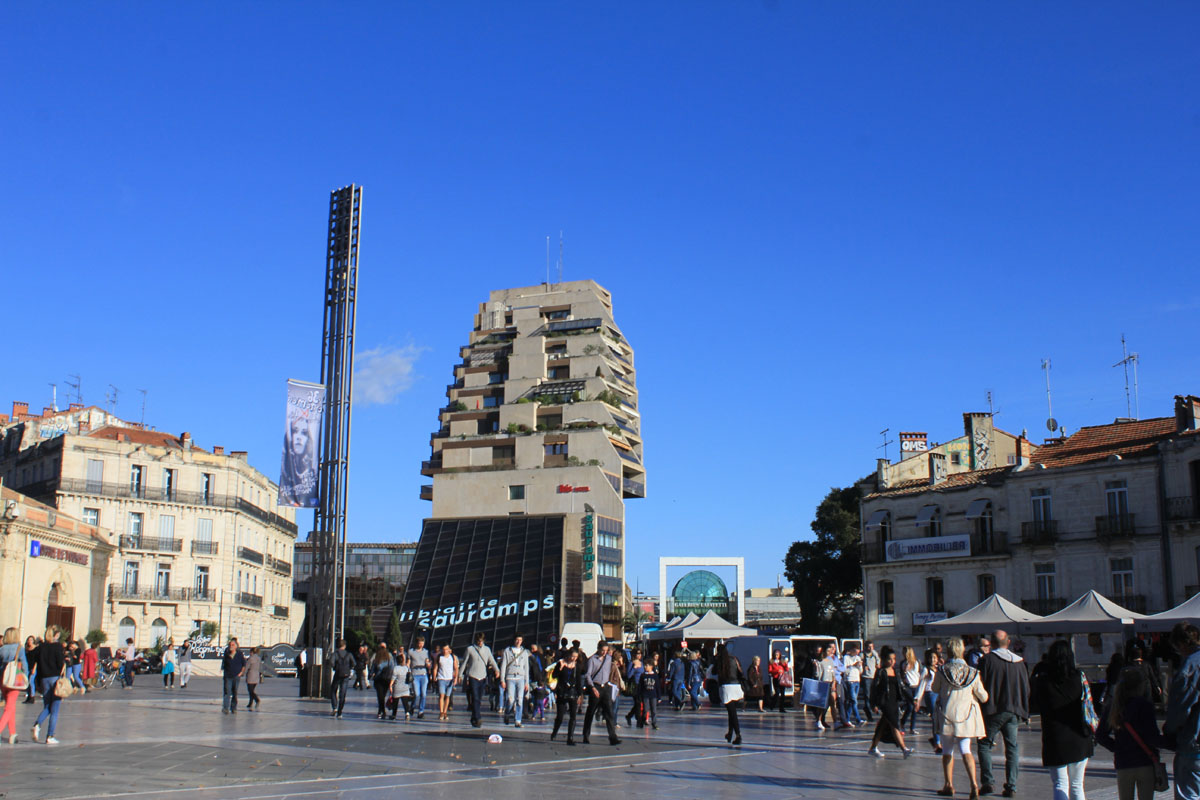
[330,639,356,718]
[977,629,1031,797]
[221,638,247,714]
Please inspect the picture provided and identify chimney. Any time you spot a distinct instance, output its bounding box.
[213,445,225,456]
[78,420,90,433]
[876,458,892,489]
[42,406,54,418]
[1015,434,1034,467]
[69,403,83,411]
[0,414,7,425]
[12,402,28,419]
[1176,395,1200,433]
[963,412,995,470]
[898,432,928,460]
[230,450,248,461]
[928,452,948,485]
[181,432,192,450]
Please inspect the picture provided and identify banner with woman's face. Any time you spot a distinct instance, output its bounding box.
[278,379,325,507]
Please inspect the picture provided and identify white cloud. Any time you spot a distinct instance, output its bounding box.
[354,344,424,407]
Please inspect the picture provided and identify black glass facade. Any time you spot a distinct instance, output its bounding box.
[397,515,564,651]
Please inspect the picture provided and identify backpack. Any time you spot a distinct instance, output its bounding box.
[2,659,29,692]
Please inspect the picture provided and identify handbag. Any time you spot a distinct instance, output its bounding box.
[54,666,75,698]
[2,659,29,692]
[778,664,794,689]
[1126,723,1170,793]
[1080,672,1099,733]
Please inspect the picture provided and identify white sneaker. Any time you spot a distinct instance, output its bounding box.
[46,737,59,746]
[30,724,39,743]
[903,747,914,759]
[816,721,825,731]
[869,747,885,758]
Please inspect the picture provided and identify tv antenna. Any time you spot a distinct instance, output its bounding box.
[877,427,894,461]
[1113,334,1140,420]
[65,374,82,406]
[106,384,119,414]
[545,235,551,286]
[557,231,564,284]
[1042,359,1057,432]
[138,389,148,427]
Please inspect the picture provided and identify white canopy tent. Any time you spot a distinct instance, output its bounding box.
[647,611,755,641]
[925,594,1044,635]
[1136,592,1200,633]
[646,612,699,640]
[1017,590,1145,635]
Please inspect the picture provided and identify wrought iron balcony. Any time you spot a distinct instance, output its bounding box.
[120,535,182,553]
[1020,520,1058,545]
[1168,497,1198,521]
[267,555,292,576]
[622,478,646,498]
[235,592,263,609]
[419,484,433,501]
[971,530,1011,555]
[271,604,290,618]
[237,546,264,565]
[191,540,219,556]
[1096,514,1138,539]
[109,585,212,602]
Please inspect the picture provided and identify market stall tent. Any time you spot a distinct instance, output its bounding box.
[925,594,1044,635]
[1017,590,1145,635]
[1135,592,1200,633]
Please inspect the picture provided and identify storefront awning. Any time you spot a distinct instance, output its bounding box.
[965,499,991,519]
[864,510,889,529]
[914,505,939,526]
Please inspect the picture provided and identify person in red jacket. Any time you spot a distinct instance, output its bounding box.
[767,650,791,712]
[81,643,99,689]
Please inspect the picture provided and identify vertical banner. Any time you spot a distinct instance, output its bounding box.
[278,379,325,507]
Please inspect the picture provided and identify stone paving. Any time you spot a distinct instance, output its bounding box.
[0,677,1130,799]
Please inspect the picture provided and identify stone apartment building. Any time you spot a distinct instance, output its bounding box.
[1,402,301,648]
[859,396,1200,655]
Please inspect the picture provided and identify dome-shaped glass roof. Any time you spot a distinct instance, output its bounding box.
[671,570,729,602]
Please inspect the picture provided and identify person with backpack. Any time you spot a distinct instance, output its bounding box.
[329,638,356,718]
[1,627,28,744]
[1031,639,1094,800]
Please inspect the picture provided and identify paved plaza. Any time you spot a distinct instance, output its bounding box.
[0,678,1130,800]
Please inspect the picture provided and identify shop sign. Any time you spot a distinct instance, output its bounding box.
[885,534,970,563]
[557,484,590,493]
[581,514,594,580]
[29,540,89,566]
[912,611,948,626]
[398,593,556,630]
[877,613,895,627]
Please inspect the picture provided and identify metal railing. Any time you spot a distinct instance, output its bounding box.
[235,592,263,609]
[617,449,640,464]
[622,478,645,498]
[271,604,290,618]
[1022,597,1069,615]
[1096,514,1138,539]
[419,484,433,500]
[1020,520,1058,545]
[120,535,183,553]
[109,585,213,602]
[237,546,264,565]
[1168,497,1198,521]
[267,555,292,576]
[191,540,219,555]
[57,478,298,535]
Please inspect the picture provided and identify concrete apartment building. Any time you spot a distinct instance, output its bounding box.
[858,395,1200,659]
[402,280,645,643]
[1,402,300,648]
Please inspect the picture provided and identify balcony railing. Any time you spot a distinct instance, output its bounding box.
[616,449,640,464]
[1020,520,1058,545]
[1096,514,1138,539]
[235,592,263,609]
[1168,497,1198,521]
[622,478,646,498]
[421,458,443,476]
[191,540,219,556]
[57,478,298,535]
[1022,597,1069,615]
[267,555,292,576]
[271,604,290,618]
[419,484,433,501]
[120,535,183,553]
[109,585,213,602]
[238,546,264,565]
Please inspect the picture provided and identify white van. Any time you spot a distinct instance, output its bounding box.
[560,623,605,657]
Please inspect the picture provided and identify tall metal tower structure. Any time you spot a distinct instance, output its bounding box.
[308,185,362,668]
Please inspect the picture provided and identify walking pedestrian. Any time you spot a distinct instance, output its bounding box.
[329,639,355,718]
[768,649,791,713]
[862,641,880,723]
[122,638,136,688]
[244,646,262,710]
[550,648,583,745]
[868,645,913,758]
[528,643,547,721]
[370,643,395,719]
[409,636,431,719]
[177,640,193,689]
[1032,639,1094,800]
[23,636,38,703]
[686,652,704,710]
[0,627,26,744]
[921,648,941,751]
[461,633,500,728]
[900,646,922,733]
[582,642,621,745]
[966,636,991,669]
[639,656,660,729]
[717,642,744,745]
[813,644,838,731]
[220,638,246,714]
[932,637,989,798]
[353,643,369,691]
[978,629,1030,798]
[1122,641,1163,704]
[843,644,865,727]
[666,650,687,710]
[161,639,176,689]
[63,641,82,692]
[500,634,532,727]
[1096,667,1165,800]
[1165,622,1200,800]
[31,626,67,745]
[82,640,98,690]
[390,651,414,720]
[624,654,644,726]
[435,643,458,721]
[746,655,765,712]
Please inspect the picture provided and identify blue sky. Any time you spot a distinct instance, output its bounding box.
[2,3,1197,592]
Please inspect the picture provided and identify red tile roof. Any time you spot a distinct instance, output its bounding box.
[866,466,1012,499]
[87,426,201,451]
[1031,417,1178,469]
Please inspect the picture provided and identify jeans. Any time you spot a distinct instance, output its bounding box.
[68,664,84,688]
[1175,751,1200,800]
[688,679,702,709]
[331,676,351,714]
[505,678,527,723]
[222,676,240,711]
[1050,758,1088,800]
[466,677,487,725]
[35,678,62,737]
[979,711,1021,791]
[845,681,863,724]
[123,661,135,687]
[671,681,685,708]
[1115,764,1156,800]
[861,678,874,720]
[412,674,429,714]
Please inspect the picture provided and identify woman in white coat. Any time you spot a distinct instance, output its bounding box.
[932,637,989,799]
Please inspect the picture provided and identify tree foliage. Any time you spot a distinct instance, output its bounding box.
[783,484,863,637]
[387,607,405,651]
[85,628,107,647]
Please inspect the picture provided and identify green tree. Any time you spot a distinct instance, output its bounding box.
[201,622,219,640]
[782,484,863,637]
[622,609,650,634]
[85,628,107,647]
[386,607,405,651]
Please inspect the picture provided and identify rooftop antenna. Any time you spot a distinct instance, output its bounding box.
[545,235,551,286]
[48,383,57,413]
[106,384,119,414]
[1042,359,1057,432]
[66,374,82,406]
[877,427,894,462]
[138,389,147,427]
[557,230,563,284]
[1113,334,1140,420]
[986,390,997,418]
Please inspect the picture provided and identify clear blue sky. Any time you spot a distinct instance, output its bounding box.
[3,3,1197,591]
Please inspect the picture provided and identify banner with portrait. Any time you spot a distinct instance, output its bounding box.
[278,379,325,507]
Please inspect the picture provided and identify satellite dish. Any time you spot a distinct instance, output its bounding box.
[1046,417,1058,432]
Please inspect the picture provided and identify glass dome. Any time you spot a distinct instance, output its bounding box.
[671,569,729,602]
